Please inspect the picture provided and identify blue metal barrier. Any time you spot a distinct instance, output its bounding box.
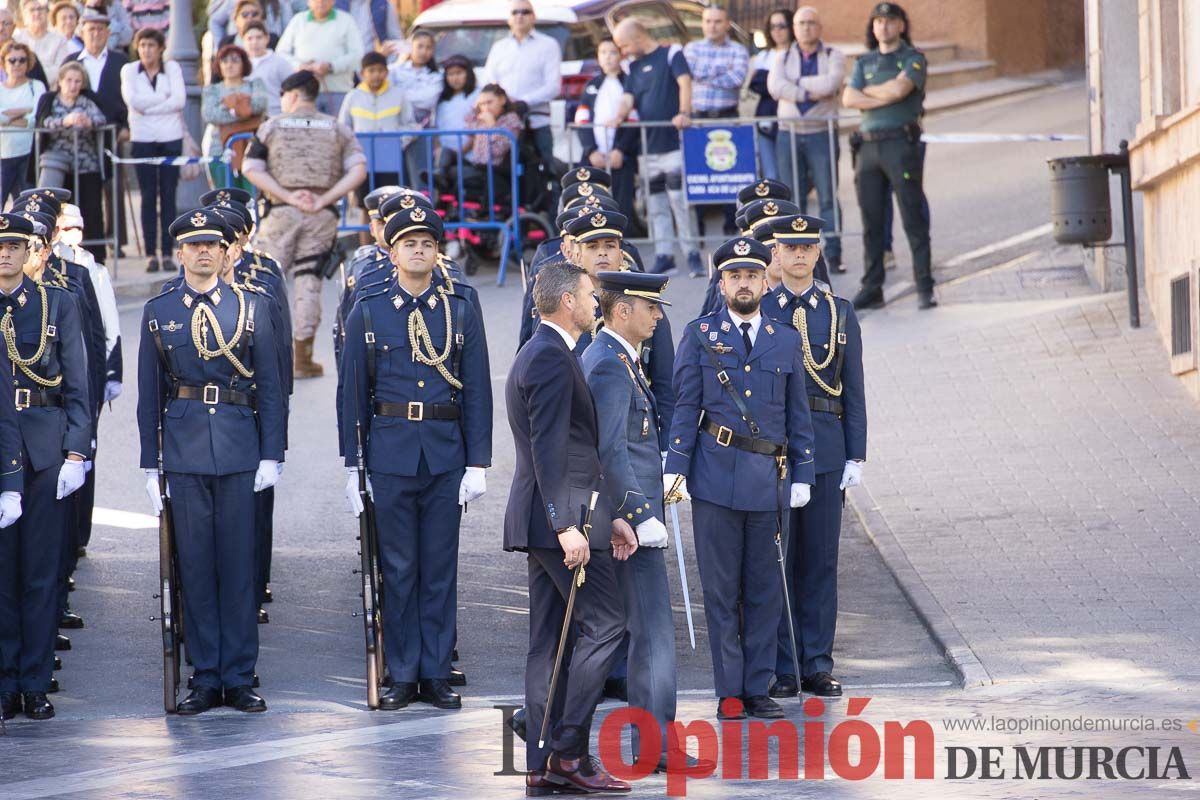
[222,127,522,286]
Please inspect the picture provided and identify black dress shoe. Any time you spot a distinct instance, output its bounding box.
[225,686,267,712]
[378,681,417,710]
[716,697,746,720]
[48,677,59,693]
[0,691,19,720]
[743,695,785,719]
[59,610,84,629]
[509,707,527,741]
[177,687,222,715]
[448,666,466,686]
[602,677,628,702]
[655,751,717,773]
[55,634,71,651]
[418,678,461,709]
[257,607,269,624]
[262,586,273,603]
[917,292,938,310]
[852,289,885,310]
[769,675,799,698]
[801,672,843,697]
[451,648,460,662]
[22,692,54,720]
[53,656,62,671]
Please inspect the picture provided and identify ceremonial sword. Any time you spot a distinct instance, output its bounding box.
[666,481,696,650]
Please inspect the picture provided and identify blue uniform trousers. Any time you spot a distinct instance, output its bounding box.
[691,499,782,698]
[372,462,463,683]
[0,463,67,693]
[168,470,258,690]
[254,487,274,604]
[776,470,842,678]
[615,546,676,759]
[524,546,625,770]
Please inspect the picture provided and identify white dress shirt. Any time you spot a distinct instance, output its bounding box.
[483,29,561,128]
[726,309,762,345]
[600,326,639,362]
[77,48,108,96]
[539,320,577,351]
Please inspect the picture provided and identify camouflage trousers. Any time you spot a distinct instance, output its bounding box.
[254,205,338,340]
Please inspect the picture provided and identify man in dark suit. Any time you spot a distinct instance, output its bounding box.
[503,260,638,795]
[66,11,128,257]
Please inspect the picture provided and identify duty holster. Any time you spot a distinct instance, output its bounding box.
[848,131,863,168]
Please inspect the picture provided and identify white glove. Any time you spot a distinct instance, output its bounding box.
[144,469,163,515]
[345,469,364,516]
[663,473,690,502]
[103,380,122,403]
[277,462,285,476]
[789,482,811,509]
[0,491,22,528]
[83,459,93,474]
[458,466,486,506]
[56,459,86,499]
[840,461,862,490]
[635,516,668,548]
[253,459,280,492]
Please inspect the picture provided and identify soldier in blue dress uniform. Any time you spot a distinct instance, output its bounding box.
[339,204,492,711]
[0,212,90,721]
[762,215,867,699]
[136,210,286,715]
[664,235,815,720]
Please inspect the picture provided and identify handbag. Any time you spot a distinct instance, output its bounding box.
[217,93,262,173]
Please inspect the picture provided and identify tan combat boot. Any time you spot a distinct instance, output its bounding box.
[293,337,324,379]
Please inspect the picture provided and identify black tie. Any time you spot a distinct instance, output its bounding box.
[740,321,753,354]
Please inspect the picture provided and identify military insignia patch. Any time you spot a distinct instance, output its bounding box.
[16,290,26,307]
[0,217,8,230]
[400,195,416,209]
[182,294,193,308]
[709,331,718,341]
[576,167,590,182]
[217,190,231,203]
[191,211,207,226]
[777,293,787,307]
[578,183,594,197]
[211,287,222,305]
[764,201,778,216]
[765,324,774,335]
[427,294,438,309]
[809,294,819,309]
[591,213,607,227]
[410,208,427,222]
[165,320,179,332]
[699,323,709,332]
[712,343,733,354]
[734,240,751,256]
[393,295,403,309]
[755,182,769,197]
[720,321,731,332]
[792,217,808,232]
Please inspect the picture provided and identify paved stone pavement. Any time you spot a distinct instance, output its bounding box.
[855,248,1200,686]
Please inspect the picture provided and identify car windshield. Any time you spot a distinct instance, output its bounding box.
[428,23,571,67]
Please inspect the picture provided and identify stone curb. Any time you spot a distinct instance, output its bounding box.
[847,481,992,689]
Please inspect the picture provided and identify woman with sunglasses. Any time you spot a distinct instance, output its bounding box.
[0,40,45,204]
[749,9,794,181]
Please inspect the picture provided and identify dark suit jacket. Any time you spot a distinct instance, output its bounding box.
[503,324,612,552]
[64,49,128,129]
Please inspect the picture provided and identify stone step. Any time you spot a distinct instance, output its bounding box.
[926,59,999,92]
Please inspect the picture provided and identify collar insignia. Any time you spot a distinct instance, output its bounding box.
[755,182,769,197]
[720,320,731,332]
[809,293,819,309]
[211,287,221,305]
[393,295,404,309]
[191,212,207,226]
[576,168,590,182]
[764,201,778,216]
[777,293,788,308]
[765,324,774,335]
[410,207,427,222]
[591,213,606,227]
[734,240,751,256]
[182,294,193,308]
[427,294,438,309]
[16,289,26,307]
[792,217,808,231]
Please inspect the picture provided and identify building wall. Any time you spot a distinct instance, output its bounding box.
[1128,0,1200,399]
[731,0,1083,74]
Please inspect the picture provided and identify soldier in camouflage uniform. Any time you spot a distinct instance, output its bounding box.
[242,70,367,378]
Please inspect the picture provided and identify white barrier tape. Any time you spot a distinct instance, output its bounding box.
[104,149,233,166]
[920,133,1085,144]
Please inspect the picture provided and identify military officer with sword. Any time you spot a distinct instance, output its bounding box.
[665,236,815,720]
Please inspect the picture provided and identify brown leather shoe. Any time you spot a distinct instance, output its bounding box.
[525,769,586,796]
[546,753,630,793]
[293,337,324,379]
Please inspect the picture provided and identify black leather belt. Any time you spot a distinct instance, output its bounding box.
[861,124,919,143]
[374,400,460,421]
[172,384,255,407]
[14,388,63,410]
[702,419,785,457]
[809,396,843,416]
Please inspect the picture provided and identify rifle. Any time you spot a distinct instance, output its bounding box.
[353,366,386,708]
[155,379,183,713]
